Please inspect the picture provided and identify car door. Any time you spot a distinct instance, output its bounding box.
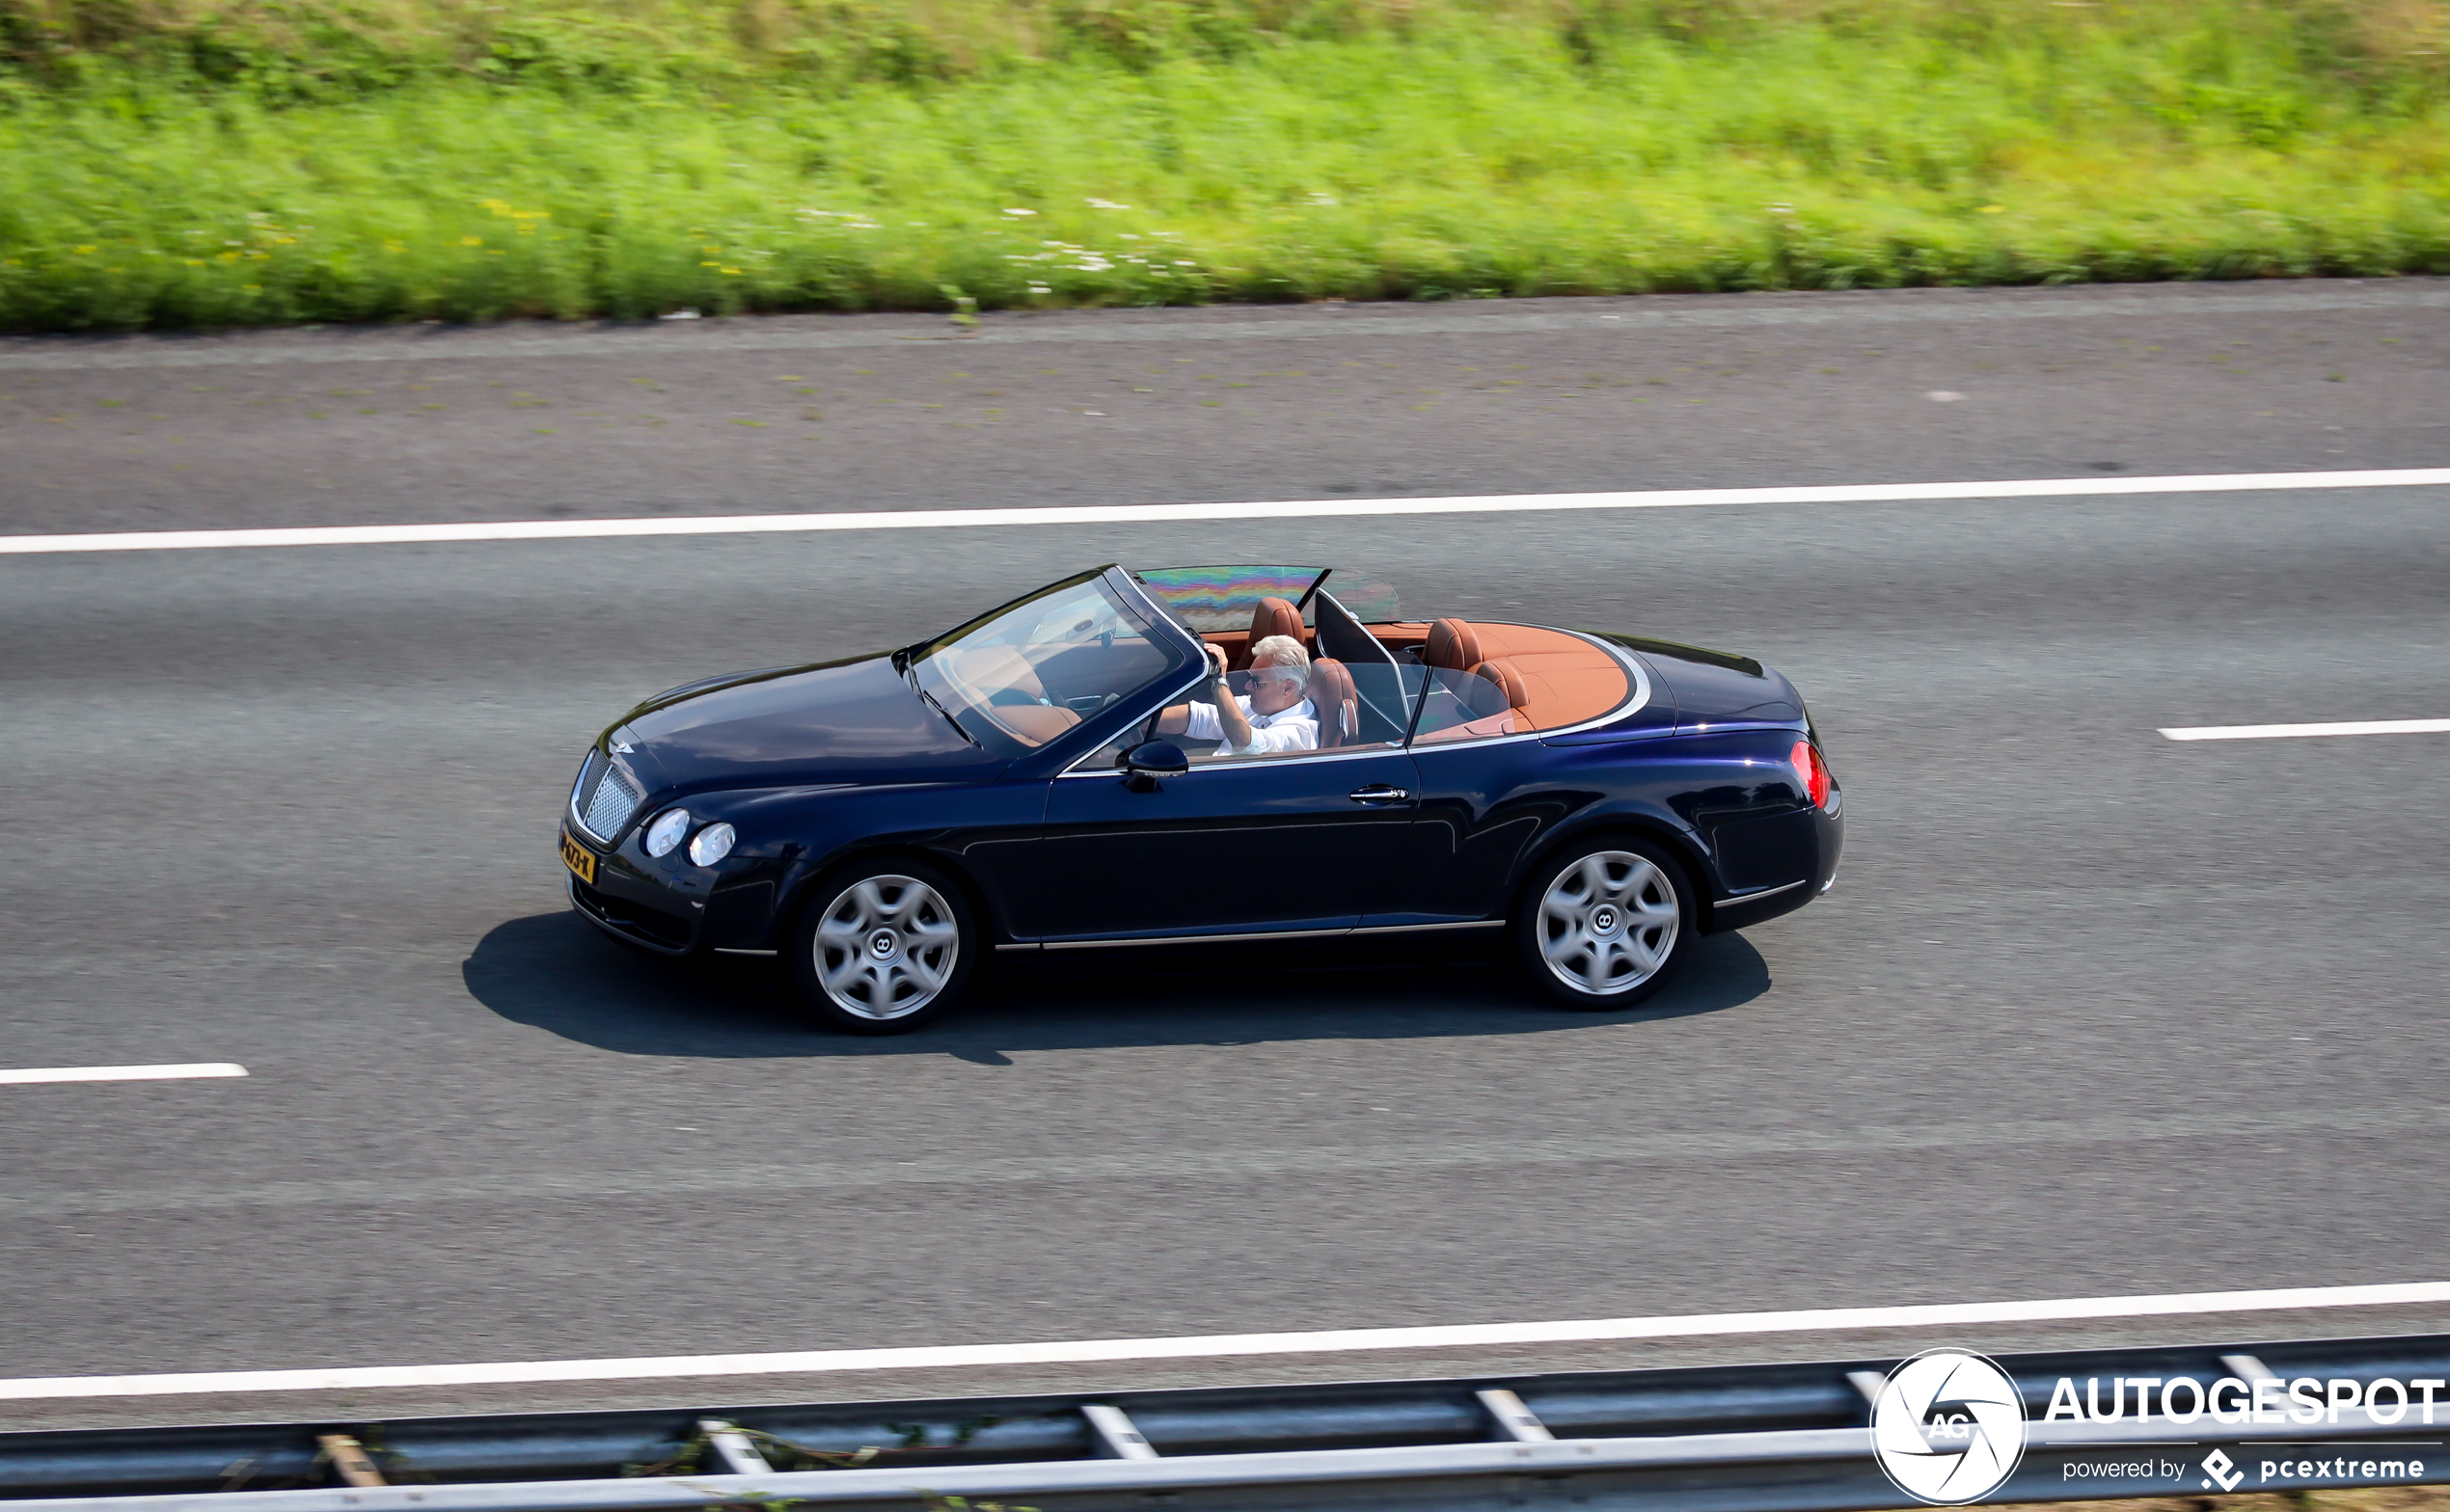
[1032,746,1424,941]
[1375,663,1570,926]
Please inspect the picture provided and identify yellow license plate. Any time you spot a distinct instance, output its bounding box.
[559,828,598,884]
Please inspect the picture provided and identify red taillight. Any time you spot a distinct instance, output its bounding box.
[1792,739,1833,810]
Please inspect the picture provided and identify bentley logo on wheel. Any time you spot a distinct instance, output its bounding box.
[1870,1348,2029,1505]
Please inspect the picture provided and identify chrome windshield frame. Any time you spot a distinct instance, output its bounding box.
[983,567,1209,780]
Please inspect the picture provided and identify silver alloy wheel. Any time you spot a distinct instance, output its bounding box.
[1537,850,1679,997]
[812,875,961,1020]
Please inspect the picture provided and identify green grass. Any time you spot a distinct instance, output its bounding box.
[3,0,2448,331]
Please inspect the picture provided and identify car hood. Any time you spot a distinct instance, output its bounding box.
[608,652,1005,794]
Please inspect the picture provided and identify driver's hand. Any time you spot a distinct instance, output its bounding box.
[1205,643,1229,680]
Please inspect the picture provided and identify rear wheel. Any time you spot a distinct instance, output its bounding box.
[789,860,977,1034]
[1514,836,1694,1009]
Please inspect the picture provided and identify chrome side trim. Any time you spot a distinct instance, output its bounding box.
[1042,925,1353,951]
[712,947,778,958]
[1720,878,1805,904]
[1580,634,1657,729]
[1058,735,1409,777]
[1009,920,1499,950]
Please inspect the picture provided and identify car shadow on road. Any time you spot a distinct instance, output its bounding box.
[462,911,1772,1062]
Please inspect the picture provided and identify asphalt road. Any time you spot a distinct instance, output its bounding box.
[6,281,2450,535]
[2,282,2447,1433]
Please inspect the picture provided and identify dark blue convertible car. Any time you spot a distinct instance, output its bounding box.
[558,565,1841,1033]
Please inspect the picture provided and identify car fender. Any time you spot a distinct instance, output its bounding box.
[749,780,1048,949]
[1501,799,1722,932]
[772,840,1006,954]
[1500,728,1813,933]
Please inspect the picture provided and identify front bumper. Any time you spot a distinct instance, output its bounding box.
[559,821,780,957]
[569,872,696,955]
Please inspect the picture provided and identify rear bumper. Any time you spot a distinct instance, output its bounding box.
[1706,802,1842,933]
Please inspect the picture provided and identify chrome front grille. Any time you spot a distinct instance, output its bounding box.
[569,750,603,818]
[571,751,644,842]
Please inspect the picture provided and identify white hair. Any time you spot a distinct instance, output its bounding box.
[1248,634,1310,683]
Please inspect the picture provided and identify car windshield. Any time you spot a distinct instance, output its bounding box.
[911,575,1180,754]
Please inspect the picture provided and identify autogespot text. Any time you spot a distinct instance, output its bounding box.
[2044,1374,2447,1425]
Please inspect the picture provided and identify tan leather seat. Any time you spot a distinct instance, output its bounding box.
[1425,617,1484,672]
[993,704,1081,747]
[1470,658,1531,712]
[1231,596,1307,670]
[1308,658,1360,748]
[1415,657,1528,742]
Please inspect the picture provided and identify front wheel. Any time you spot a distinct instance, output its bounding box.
[789,860,978,1034]
[1514,837,1694,1009]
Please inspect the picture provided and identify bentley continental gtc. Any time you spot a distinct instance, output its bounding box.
[558,565,1842,1033]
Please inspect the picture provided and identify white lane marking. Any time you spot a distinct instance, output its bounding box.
[5,1279,2447,1400]
[2162,718,2450,742]
[3,467,2448,555]
[0,1063,248,1086]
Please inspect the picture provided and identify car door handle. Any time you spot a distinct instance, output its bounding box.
[1348,784,1410,803]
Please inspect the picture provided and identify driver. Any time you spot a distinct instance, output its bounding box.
[1155,634,1319,756]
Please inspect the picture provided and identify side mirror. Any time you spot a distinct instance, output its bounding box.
[1119,740,1188,791]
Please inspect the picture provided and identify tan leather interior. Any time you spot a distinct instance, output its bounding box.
[994,704,1081,746]
[1422,707,1516,743]
[1229,596,1307,670]
[1198,614,1629,739]
[1308,658,1360,747]
[1253,595,1304,644]
[1425,617,1483,672]
[1471,658,1531,711]
[1462,623,1630,731]
[944,645,1046,702]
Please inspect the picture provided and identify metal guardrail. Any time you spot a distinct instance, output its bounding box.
[6,1333,2447,1512]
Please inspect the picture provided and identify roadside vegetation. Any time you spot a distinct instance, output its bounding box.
[3,0,2447,330]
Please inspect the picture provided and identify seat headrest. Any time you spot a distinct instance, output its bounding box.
[1470,658,1531,712]
[1308,658,1360,747]
[1426,617,1483,671]
[1249,596,1304,648]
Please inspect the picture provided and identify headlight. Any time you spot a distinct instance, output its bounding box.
[643,808,691,857]
[688,822,736,867]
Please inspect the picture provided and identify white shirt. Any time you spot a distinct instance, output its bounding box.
[1184,693,1319,755]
